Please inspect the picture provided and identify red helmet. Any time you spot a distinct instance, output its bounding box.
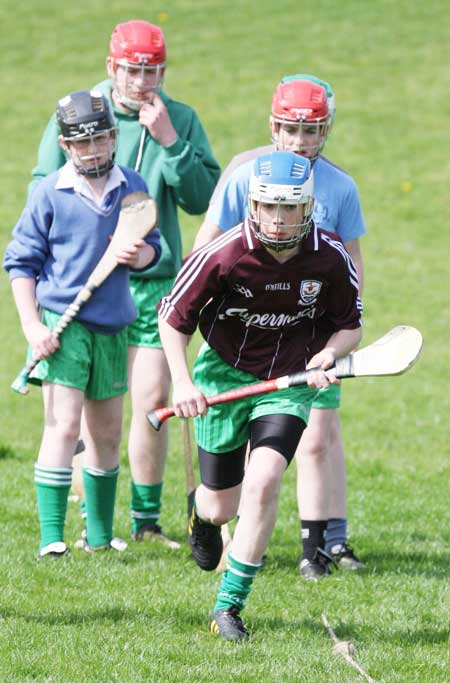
[271,80,328,124]
[271,80,330,160]
[109,20,166,65]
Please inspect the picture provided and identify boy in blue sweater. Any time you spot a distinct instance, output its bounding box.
[4,90,161,558]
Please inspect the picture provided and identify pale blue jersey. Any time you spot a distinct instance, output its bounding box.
[206,147,366,244]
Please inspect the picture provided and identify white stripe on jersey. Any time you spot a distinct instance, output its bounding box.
[234,326,250,368]
[320,232,363,323]
[312,223,319,251]
[159,227,242,320]
[267,331,283,379]
[206,295,227,344]
[320,233,359,289]
[243,219,255,248]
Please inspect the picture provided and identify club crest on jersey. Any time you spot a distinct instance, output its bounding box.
[299,279,322,305]
[233,283,254,299]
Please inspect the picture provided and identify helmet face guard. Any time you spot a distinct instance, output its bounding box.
[270,80,331,161]
[272,118,330,160]
[109,20,166,111]
[112,60,165,111]
[57,90,117,178]
[248,152,314,252]
[65,130,117,178]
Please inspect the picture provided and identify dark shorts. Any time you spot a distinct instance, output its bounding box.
[198,412,306,490]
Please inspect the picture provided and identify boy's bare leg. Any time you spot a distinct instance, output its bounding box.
[39,383,84,467]
[326,414,346,519]
[231,447,287,563]
[296,409,364,572]
[296,408,334,521]
[128,346,170,484]
[127,345,179,546]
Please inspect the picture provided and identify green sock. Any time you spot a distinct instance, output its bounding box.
[214,553,263,612]
[83,465,119,547]
[130,481,163,534]
[34,464,72,550]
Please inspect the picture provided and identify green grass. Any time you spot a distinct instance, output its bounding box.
[0,0,449,681]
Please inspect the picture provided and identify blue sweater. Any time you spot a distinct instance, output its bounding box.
[4,166,161,334]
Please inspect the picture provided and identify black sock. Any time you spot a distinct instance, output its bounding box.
[301,520,327,561]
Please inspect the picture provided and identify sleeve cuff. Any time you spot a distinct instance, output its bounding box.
[161,137,184,158]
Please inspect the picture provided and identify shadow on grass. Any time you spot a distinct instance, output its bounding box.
[3,602,447,647]
[263,547,450,579]
[0,603,208,629]
[1,605,139,626]
[301,617,450,646]
[363,549,450,579]
[0,443,16,459]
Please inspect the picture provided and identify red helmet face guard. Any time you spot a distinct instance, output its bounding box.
[271,119,329,160]
[271,80,331,160]
[109,20,166,111]
[112,61,165,111]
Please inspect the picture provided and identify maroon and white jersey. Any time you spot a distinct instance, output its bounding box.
[159,221,362,380]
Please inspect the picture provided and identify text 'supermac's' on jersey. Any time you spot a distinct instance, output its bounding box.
[159,222,362,380]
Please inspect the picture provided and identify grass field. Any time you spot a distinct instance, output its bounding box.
[0,1,449,681]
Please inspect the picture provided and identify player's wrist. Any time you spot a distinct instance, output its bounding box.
[21,317,42,333]
[160,131,178,148]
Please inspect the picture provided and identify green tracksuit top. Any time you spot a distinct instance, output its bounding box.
[30,80,221,280]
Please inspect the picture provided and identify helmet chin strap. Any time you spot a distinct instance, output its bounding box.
[116,85,161,112]
[114,63,165,112]
[117,94,144,112]
[74,152,115,178]
[255,226,310,252]
[75,160,113,178]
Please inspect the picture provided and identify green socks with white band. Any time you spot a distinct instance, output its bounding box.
[34,464,72,551]
[83,464,119,547]
[214,553,263,612]
[130,481,163,535]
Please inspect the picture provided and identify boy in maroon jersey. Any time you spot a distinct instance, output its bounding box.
[158,150,362,640]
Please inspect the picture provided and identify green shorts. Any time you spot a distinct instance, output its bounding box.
[312,383,341,409]
[29,309,128,400]
[193,344,319,454]
[127,277,174,348]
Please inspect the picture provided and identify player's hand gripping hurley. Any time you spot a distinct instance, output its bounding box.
[147,326,423,430]
[11,192,158,394]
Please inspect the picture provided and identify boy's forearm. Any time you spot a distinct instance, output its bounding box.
[192,219,222,251]
[325,327,362,360]
[10,277,39,329]
[158,317,192,383]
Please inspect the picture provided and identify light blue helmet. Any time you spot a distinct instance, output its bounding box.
[248,151,314,251]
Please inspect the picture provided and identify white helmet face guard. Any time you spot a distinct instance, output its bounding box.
[65,130,117,178]
[272,118,330,160]
[114,60,165,111]
[248,179,314,252]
